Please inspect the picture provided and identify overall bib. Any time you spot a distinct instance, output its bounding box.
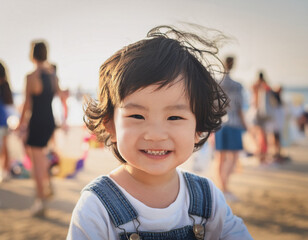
[84,172,212,240]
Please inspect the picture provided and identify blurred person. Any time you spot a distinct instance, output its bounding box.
[297,103,308,133]
[290,94,306,142]
[267,86,287,163]
[215,56,247,201]
[18,41,65,217]
[0,61,14,182]
[250,71,272,164]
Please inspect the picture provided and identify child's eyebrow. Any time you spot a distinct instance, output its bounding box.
[164,104,191,111]
[120,103,147,110]
[120,103,190,111]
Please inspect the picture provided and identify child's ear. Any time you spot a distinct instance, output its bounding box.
[194,132,202,144]
[104,119,116,142]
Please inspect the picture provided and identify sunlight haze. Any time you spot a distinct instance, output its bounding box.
[1,0,308,93]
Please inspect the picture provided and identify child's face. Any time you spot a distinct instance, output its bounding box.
[108,78,199,177]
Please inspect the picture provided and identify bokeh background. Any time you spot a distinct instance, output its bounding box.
[1,1,308,239]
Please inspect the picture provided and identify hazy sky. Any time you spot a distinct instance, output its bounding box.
[1,0,308,92]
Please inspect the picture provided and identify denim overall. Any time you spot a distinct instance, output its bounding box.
[84,172,212,240]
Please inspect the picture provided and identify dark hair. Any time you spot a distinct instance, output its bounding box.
[0,61,13,104]
[0,62,6,80]
[84,25,228,163]
[259,72,264,79]
[32,41,47,61]
[225,56,234,71]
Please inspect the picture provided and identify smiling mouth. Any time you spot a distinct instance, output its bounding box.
[142,150,170,156]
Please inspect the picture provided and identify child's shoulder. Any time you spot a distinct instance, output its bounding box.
[179,170,226,209]
[82,174,120,198]
[179,170,214,188]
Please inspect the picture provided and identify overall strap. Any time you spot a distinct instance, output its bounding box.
[83,176,138,227]
[183,172,212,219]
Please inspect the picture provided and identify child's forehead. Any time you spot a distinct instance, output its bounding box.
[125,74,186,93]
[124,76,187,97]
[118,79,191,107]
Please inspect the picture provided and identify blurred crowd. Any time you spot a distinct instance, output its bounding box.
[193,56,308,201]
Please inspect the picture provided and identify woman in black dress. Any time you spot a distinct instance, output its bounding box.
[19,41,64,217]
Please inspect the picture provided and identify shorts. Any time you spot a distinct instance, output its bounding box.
[215,125,243,151]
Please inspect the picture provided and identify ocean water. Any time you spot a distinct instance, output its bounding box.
[242,86,308,111]
[283,87,308,107]
[11,86,308,128]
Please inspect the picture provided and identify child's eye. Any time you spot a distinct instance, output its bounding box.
[168,116,183,120]
[129,114,144,120]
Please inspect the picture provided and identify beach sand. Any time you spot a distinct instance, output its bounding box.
[0,128,308,240]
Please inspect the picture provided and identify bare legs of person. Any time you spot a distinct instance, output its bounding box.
[250,126,268,165]
[28,146,52,217]
[258,128,268,164]
[0,134,10,182]
[217,151,239,202]
[270,132,290,164]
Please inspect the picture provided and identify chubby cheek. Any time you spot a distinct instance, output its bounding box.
[114,124,140,157]
[116,128,137,145]
[176,128,197,153]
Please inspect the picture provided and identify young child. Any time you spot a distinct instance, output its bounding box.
[67,25,253,240]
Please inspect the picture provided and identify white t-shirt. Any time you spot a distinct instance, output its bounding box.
[67,170,252,240]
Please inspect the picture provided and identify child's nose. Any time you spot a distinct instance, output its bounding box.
[143,122,168,141]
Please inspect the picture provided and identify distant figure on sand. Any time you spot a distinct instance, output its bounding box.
[67,25,252,240]
[251,72,272,164]
[18,41,65,217]
[267,86,286,163]
[0,61,14,183]
[215,56,247,201]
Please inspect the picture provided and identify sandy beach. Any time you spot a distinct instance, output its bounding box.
[0,127,308,240]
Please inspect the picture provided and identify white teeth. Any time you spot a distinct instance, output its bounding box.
[144,150,168,155]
